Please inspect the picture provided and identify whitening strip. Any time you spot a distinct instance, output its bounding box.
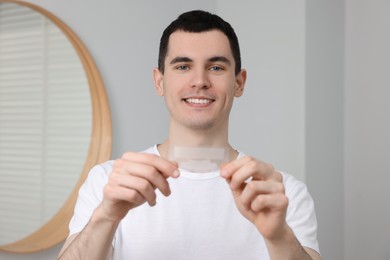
[169,146,229,173]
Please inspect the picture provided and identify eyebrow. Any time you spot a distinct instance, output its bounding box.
[170,56,193,65]
[169,56,231,65]
[208,56,231,65]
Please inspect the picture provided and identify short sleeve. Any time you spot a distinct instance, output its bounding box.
[68,162,111,236]
[282,172,320,254]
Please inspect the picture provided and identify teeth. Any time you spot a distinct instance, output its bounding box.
[186,98,212,104]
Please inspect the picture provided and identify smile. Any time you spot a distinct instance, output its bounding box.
[184,98,214,104]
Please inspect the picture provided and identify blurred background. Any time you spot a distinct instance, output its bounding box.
[0,0,389,259]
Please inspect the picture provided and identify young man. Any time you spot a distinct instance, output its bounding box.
[58,10,321,260]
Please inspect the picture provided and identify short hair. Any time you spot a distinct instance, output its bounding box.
[158,10,241,75]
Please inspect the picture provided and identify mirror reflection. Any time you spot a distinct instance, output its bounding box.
[0,2,92,245]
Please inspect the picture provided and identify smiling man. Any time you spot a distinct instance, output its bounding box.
[58,10,321,260]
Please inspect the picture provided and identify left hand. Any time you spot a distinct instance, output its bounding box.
[220,156,289,241]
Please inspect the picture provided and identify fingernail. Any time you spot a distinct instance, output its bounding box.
[172,169,180,178]
[220,169,228,178]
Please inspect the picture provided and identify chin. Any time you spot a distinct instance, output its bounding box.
[185,119,215,130]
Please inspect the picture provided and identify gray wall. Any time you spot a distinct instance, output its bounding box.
[305,1,345,260]
[1,0,389,260]
[344,0,390,259]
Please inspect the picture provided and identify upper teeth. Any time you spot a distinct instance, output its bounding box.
[186,98,212,104]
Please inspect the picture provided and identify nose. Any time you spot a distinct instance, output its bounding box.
[191,69,211,89]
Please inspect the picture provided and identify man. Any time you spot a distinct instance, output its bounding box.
[58,10,321,260]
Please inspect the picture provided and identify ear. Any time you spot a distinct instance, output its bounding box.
[234,69,247,97]
[153,68,164,96]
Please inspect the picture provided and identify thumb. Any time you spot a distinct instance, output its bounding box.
[226,178,245,198]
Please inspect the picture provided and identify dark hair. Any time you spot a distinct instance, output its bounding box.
[158,10,241,75]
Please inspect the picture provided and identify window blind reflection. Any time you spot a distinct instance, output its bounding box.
[0,3,92,244]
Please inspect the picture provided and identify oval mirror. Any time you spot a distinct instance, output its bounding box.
[0,0,112,253]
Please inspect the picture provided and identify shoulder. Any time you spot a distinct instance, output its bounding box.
[141,145,159,155]
[279,171,314,203]
[280,171,305,189]
[280,172,319,253]
[87,160,114,180]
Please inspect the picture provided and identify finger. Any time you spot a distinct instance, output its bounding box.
[114,174,158,207]
[220,156,251,179]
[239,180,285,209]
[104,184,145,206]
[250,161,275,181]
[250,193,288,212]
[222,157,279,187]
[122,152,180,178]
[221,156,273,179]
[227,159,259,190]
[222,156,265,190]
[115,160,171,196]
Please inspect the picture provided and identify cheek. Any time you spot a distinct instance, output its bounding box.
[220,80,238,99]
[164,75,187,92]
[162,79,183,105]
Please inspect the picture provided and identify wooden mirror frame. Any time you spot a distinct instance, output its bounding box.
[0,0,112,253]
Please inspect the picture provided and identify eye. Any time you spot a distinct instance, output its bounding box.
[209,65,224,72]
[175,65,190,71]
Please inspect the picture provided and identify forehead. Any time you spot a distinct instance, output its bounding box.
[166,30,233,61]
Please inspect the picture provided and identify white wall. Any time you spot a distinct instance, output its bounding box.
[344,1,390,259]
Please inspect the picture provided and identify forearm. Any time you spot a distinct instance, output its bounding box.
[264,225,316,260]
[58,206,119,260]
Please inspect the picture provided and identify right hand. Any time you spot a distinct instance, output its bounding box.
[99,152,180,222]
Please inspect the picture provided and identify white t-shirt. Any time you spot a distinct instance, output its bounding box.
[69,145,319,260]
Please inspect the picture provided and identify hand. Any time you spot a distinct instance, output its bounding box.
[100,152,180,222]
[220,156,289,241]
